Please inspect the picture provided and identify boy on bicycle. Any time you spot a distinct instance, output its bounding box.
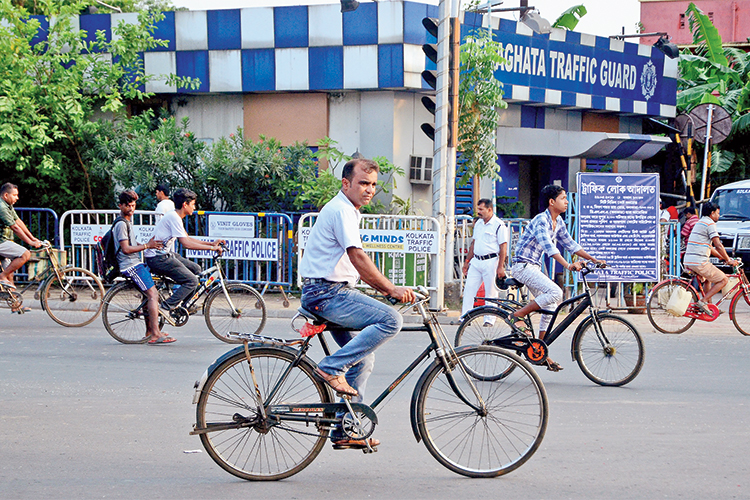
[506,184,604,371]
[144,188,225,324]
[114,190,172,344]
[683,202,739,314]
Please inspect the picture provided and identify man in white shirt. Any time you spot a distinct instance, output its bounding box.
[461,199,508,319]
[299,158,415,450]
[145,188,224,323]
[155,184,175,216]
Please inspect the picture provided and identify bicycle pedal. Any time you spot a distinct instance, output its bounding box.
[363,446,377,454]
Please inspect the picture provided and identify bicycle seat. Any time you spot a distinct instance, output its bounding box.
[297,307,347,329]
[495,277,523,290]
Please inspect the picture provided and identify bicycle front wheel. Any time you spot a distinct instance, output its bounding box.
[646,279,697,334]
[415,346,548,478]
[204,283,266,343]
[196,348,331,481]
[454,308,514,347]
[41,267,105,327]
[102,282,151,344]
[730,290,750,336]
[574,314,645,387]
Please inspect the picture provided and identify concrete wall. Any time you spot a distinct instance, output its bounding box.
[640,0,750,45]
[174,94,244,142]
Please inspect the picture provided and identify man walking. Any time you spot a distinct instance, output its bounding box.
[461,199,508,322]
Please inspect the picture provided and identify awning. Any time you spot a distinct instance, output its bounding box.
[495,129,671,160]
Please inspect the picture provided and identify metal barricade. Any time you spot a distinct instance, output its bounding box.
[297,213,441,292]
[14,208,59,283]
[186,211,294,297]
[59,210,160,273]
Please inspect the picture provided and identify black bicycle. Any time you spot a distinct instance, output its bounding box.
[190,287,548,480]
[455,263,645,387]
[101,246,265,344]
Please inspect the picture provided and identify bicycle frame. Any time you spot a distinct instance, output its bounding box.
[193,296,487,441]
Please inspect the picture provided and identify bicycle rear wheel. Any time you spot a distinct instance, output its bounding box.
[41,267,105,327]
[204,283,266,343]
[101,282,151,344]
[646,279,697,334]
[454,308,514,347]
[730,290,750,336]
[574,314,644,387]
[196,348,331,480]
[415,346,548,478]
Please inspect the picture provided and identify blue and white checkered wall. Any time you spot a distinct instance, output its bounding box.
[29,1,676,117]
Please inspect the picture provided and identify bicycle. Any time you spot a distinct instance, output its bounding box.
[190,287,549,480]
[646,259,750,335]
[455,263,645,387]
[101,245,266,344]
[0,241,105,327]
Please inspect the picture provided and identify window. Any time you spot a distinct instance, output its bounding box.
[679,13,685,29]
[409,156,433,184]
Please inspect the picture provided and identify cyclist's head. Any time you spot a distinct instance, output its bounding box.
[541,184,566,209]
[174,188,197,210]
[0,182,17,196]
[683,206,696,216]
[702,202,719,218]
[342,158,379,182]
[118,190,138,206]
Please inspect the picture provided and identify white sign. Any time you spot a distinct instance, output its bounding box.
[298,228,438,254]
[186,237,278,261]
[71,224,155,245]
[208,215,255,238]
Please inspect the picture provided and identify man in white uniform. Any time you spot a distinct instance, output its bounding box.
[300,158,415,450]
[155,184,175,217]
[461,199,508,319]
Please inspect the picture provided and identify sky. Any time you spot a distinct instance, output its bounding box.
[169,0,642,38]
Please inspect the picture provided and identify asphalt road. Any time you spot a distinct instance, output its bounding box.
[0,307,748,499]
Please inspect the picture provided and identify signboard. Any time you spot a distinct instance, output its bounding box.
[298,228,439,255]
[186,237,278,261]
[577,173,660,282]
[71,224,155,245]
[208,214,255,238]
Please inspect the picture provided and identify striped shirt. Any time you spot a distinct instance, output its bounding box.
[684,216,719,266]
[513,209,582,266]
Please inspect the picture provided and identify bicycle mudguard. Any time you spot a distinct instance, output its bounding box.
[192,343,305,402]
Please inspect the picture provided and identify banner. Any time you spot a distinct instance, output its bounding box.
[207,214,255,238]
[186,237,278,261]
[577,173,660,282]
[71,224,155,245]
[298,228,439,254]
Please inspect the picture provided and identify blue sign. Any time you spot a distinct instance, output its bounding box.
[461,18,677,116]
[577,173,660,282]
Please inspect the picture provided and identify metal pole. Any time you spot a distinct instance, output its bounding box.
[430,0,452,309]
[700,104,714,201]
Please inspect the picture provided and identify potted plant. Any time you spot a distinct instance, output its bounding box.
[625,282,647,314]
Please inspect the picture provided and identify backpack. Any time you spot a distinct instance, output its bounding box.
[94,216,129,283]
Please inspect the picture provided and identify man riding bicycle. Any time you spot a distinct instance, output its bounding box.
[299,158,415,450]
[683,202,739,315]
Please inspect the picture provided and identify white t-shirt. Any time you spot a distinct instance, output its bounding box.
[144,210,187,258]
[155,198,175,216]
[299,191,362,286]
[472,215,508,258]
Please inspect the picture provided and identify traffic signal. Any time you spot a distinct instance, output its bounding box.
[420,17,458,148]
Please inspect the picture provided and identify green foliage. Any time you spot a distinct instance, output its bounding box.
[552,5,587,31]
[677,2,750,189]
[457,28,507,186]
[495,196,525,218]
[0,0,197,209]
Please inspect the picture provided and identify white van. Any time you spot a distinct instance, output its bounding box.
[708,179,750,276]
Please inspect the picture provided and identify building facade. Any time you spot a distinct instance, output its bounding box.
[33,1,678,216]
[640,0,750,47]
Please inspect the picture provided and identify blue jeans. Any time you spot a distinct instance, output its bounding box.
[301,282,402,403]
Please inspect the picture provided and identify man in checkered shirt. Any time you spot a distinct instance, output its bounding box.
[508,184,604,371]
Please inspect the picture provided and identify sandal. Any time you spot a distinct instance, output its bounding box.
[546,359,563,372]
[315,367,358,397]
[11,306,31,314]
[332,437,380,450]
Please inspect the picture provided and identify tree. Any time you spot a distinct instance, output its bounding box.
[677,2,750,189]
[456,27,507,185]
[0,0,196,212]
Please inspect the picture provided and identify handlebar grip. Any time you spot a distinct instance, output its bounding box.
[386,296,399,305]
